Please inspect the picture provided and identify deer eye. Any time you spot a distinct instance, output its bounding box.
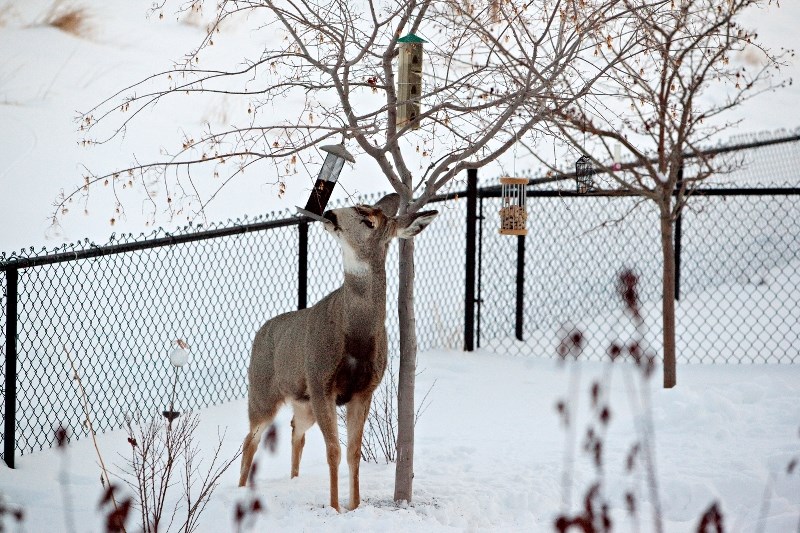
[361,219,374,229]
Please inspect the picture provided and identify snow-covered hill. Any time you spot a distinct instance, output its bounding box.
[0,0,798,252]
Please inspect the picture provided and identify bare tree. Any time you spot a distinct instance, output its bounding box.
[120,413,241,533]
[57,0,633,503]
[546,0,791,388]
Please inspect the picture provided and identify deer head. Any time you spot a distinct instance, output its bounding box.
[322,193,438,274]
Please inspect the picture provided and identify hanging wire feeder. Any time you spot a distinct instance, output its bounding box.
[499,177,529,236]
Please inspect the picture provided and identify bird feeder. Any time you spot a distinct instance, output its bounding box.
[396,33,426,130]
[499,177,529,236]
[575,155,595,194]
[300,143,355,217]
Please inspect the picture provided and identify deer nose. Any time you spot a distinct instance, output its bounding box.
[323,210,337,226]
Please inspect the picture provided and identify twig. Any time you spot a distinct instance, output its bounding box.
[63,345,127,533]
[754,470,776,533]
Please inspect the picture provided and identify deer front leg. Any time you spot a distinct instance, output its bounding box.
[345,392,372,511]
[311,393,341,512]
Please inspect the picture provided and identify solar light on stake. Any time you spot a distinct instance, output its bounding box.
[296,143,355,220]
[499,177,529,236]
[163,339,189,429]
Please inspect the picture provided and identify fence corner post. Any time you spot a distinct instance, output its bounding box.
[464,168,478,352]
[515,235,525,341]
[298,221,308,310]
[4,268,18,469]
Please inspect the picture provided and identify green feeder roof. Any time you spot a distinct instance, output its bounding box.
[397,33,427,44]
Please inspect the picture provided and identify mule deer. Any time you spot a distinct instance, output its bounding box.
[238,193,438,511]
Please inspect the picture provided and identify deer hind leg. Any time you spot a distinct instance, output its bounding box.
[290,400,316,478]
[345,392,372,511]
[238,397,282,487]
[311,393,341,512]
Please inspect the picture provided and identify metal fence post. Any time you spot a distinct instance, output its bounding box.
[515,235,525,341]
[298,221,308,310]
[476,194,484,348]
[674,165,684,301]
[464,168,478,352]
[4,268,18,468]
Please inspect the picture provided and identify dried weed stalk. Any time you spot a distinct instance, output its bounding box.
[552,270,768,532]
[232,427,276,532]
[0,493,24,531]
[554,270,663,533]
[0,4,13,28]
[63,347,128,532]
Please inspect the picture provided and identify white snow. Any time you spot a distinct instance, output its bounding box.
[1,2,799,532]
[1,349,798,532]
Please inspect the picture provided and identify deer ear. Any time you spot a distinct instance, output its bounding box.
[394,210,439,239]
[373,193,401,217]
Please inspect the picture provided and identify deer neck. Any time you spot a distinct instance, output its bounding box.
[338,241,388,328]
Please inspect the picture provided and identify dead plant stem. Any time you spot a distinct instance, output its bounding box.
[63,345,127,533]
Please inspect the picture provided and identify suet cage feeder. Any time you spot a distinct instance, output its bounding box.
[397,33,426,130]
[575,155,595,194]
[499,177,529,236]
[301,143,355,217]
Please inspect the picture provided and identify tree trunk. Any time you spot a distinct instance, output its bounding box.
[394,237,417,502]
[659,206,677,388]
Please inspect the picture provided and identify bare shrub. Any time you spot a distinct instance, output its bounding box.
[41,1,91,37]
[340,362,435,465]
[118,412,240,533]
[360,364,400,464]
[65,344,239,533]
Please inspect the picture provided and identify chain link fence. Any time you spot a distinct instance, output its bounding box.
[2,134,798,465]
[477,133,800,363]
[1,217,301,464]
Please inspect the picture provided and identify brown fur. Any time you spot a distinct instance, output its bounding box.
[238,193,438,511]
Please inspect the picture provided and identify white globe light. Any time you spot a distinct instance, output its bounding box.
[169,347,189,367]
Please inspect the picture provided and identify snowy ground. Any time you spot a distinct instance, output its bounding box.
[1,2,799,532]
[1,349,798,532]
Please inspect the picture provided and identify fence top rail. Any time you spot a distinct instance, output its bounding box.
[3,132,797,271]
[0,189,464,271]
[1,215,304,271]
[483,131,800,191]
[475,186,800,199]
[4,183,795,271]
